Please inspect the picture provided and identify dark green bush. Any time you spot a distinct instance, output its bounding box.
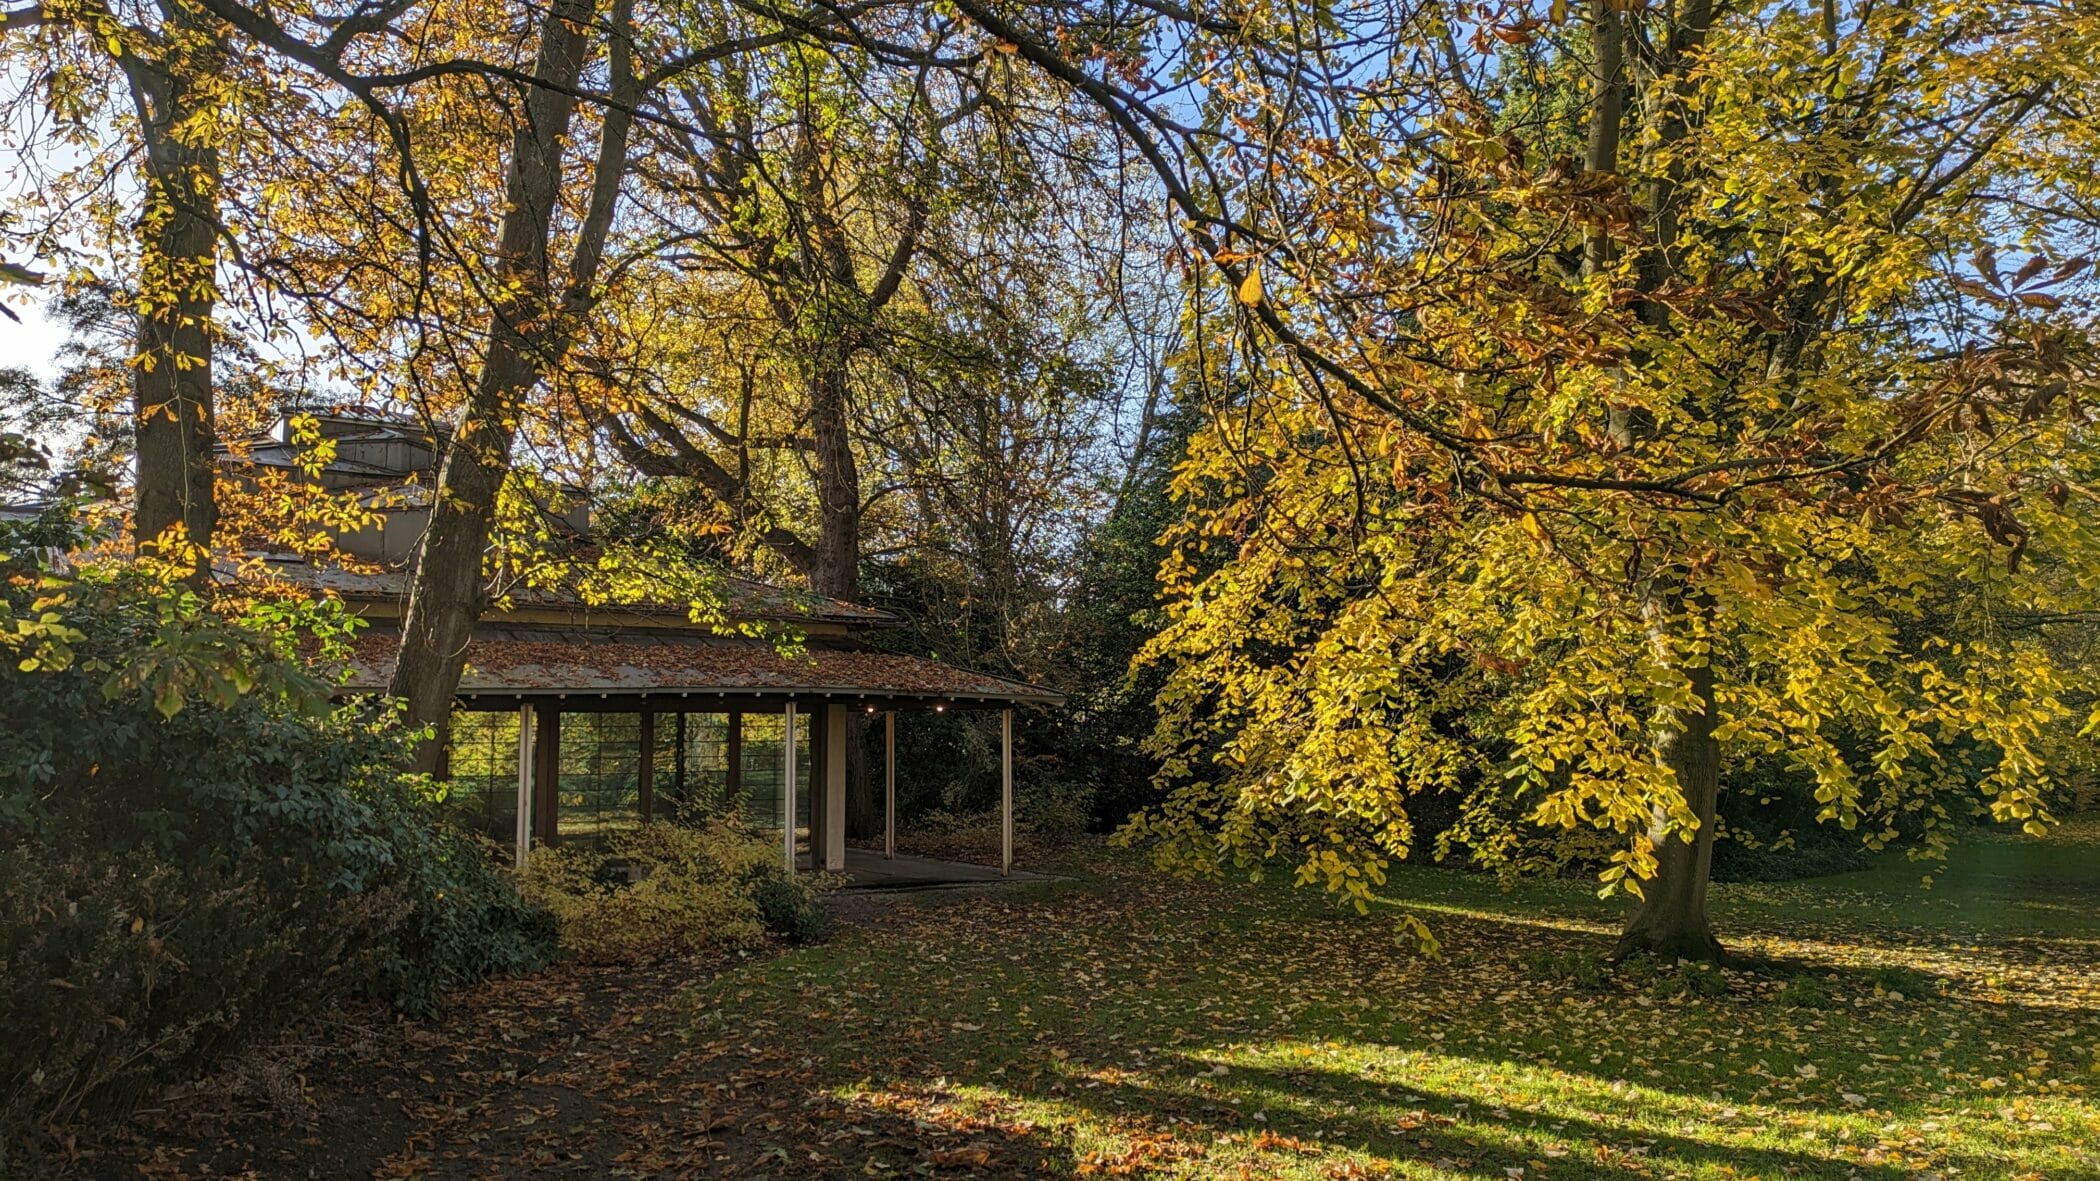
[1710,749,1882,882]
[0,561,553,1160]
[368,821,560,1017]
[747,866,834,944]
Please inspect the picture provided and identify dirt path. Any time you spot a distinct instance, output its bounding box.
[63,888,1056,1180]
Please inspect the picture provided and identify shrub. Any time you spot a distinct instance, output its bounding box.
[0,834,391,1139]
[749,869,835,943]
[368,822,560,1016]
[519,821,831,963]
[0,561,554,1161]
[894,802,1087,865]
[1709,749,1882,882]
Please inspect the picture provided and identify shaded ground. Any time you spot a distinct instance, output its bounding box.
[68,885,1066,1181]
[62,822,2100,1179]
[803,848,1061,890]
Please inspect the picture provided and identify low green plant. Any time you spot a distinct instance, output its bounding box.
[901,802,1087,865]
[750,871,836,943]
[1866,964,1939,1000]
[1652,959,1732,999]
[1523,948,1609,991]
[1773,973,1839,1009]
[519,821,831,963]
[1615,953,1732,999]
[371,824,560,1016]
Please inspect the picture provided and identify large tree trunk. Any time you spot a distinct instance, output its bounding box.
[123,10,223,573]
[807,363,861,604]
[795,112,874,835]
[1613,655,1724,962]
[1583,0,1722,961]
[388,0,597,772]
[808,359,883,838]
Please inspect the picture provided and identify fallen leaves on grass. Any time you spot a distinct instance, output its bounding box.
[61,822,2100,1179]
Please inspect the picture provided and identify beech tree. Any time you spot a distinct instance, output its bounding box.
[589,21,1124,598]
[187,0,837,767]
[2,0,241,566]
[952,0,2100,956]
[371,0,629,769]
[593,37,948,603]
[577,25,1136,830]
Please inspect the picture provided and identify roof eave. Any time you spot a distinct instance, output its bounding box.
[339,683,1064,707]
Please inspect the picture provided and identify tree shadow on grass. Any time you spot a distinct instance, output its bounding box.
[802,1045,1992,1179]
[803,1027,2088,1180]
[735,885,2098,1176]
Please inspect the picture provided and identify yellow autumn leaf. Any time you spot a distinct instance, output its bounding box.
[1236,266,1262,307]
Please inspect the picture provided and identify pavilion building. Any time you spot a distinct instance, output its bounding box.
[223,409,1060,875]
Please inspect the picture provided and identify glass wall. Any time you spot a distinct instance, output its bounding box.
[442,706,812,849]
[445,710,521,843]
[734,712,809,831]
[654,712,731,818]
[557,712,643,846]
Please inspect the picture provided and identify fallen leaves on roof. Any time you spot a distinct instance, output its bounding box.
[344,630,1061,702]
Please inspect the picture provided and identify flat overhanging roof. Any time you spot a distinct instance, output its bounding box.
[343,628,1064,708]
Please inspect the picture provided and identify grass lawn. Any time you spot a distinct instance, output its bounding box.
[678,819,2100,1179]
[83,819,2099,1179]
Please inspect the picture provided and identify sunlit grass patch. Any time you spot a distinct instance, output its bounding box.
[678,822,2100,1178]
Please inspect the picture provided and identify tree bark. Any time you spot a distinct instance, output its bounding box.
[1613,650,1725,962]
[122,6,223,573]
[1580,0,1624,281]
[843,710,876,838]
[807,363,861,604]
[1589,0,1722,961]
[388,0,601,772]
[808,358,879,837]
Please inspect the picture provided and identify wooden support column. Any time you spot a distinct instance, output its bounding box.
[673,711,687,813]
[808,705,829,867]
[638,707,655,823]
[514,703,535,869]
[781,702,797,872]
[821,705,847,872]
[726,710,743,806]
[1012,701,1020,869]
[884,710,896,860]
[533,706,562,847]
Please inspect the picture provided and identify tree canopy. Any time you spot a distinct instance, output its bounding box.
[2,0,2096,957]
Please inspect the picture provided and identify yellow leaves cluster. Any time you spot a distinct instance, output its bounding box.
[1117,0,2100,919]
